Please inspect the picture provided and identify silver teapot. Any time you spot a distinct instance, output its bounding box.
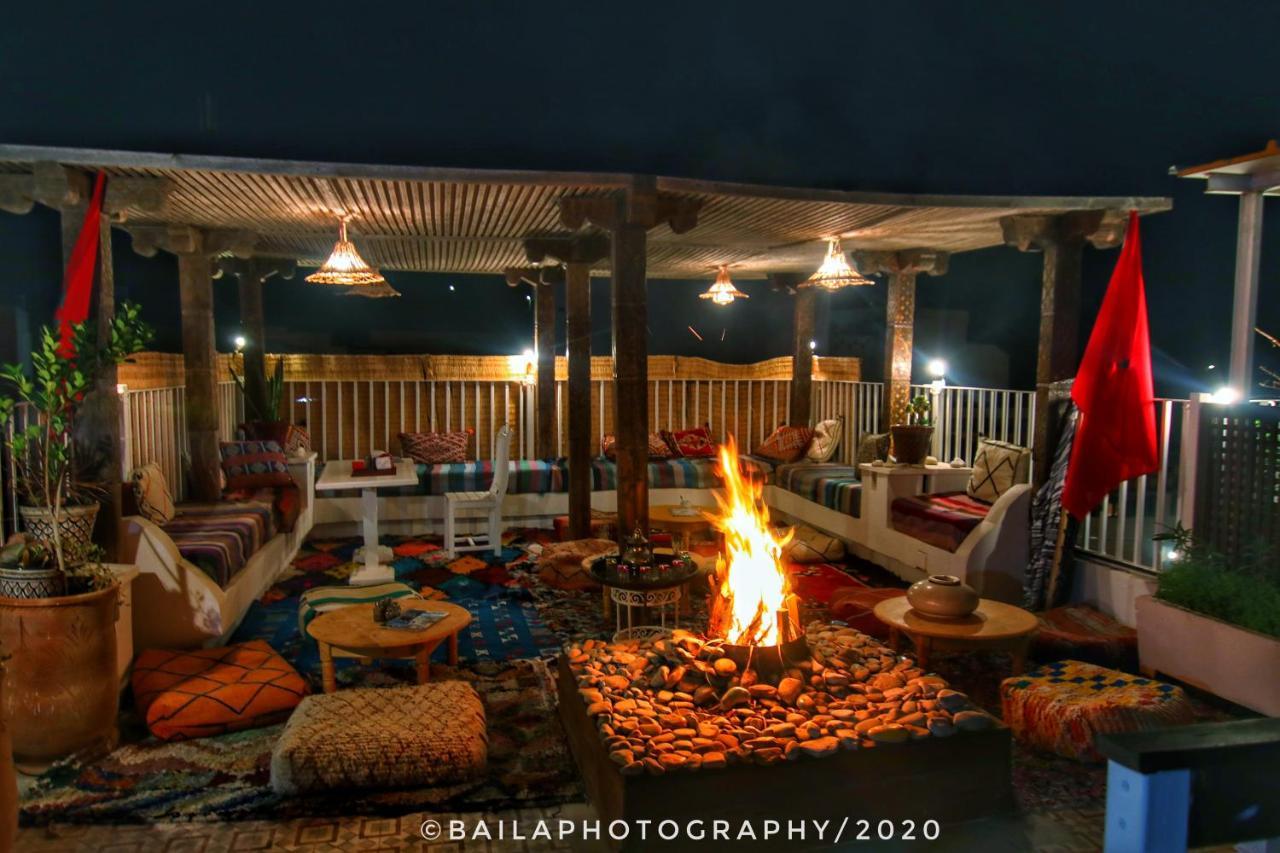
[620,527,654,567]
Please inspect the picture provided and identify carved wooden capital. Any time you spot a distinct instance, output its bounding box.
[217,256,297,282]
[129,225,257,260]
[523,234,610,266]
[0,174,34,214]
[31,162,90,210]
[850,249,949,277]
[504,265,565,287]
[1000,210,1120,252]
[104,177,173,221]
[559,183,701,234]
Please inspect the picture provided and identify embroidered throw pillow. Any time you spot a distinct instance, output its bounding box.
[600,434,617,460]
[967,439,1031,504]
[131,462,176,524]
[219,440,292,491]
[753,425,815,464]
[399,431,471,464]
[805,417,844,463]
[600,433,672,459]
[667,426,717,458]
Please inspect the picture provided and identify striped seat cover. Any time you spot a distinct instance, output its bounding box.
[774,463,863,518]
[161,500,276,588]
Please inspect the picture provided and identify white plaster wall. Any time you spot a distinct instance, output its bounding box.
[1071,556,1158,627]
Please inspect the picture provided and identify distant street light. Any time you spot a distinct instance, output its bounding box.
[1209,386,1241,405]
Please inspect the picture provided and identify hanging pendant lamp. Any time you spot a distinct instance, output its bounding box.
[306,217,388,288]
[699,265,749,306]
[799,238,873,290]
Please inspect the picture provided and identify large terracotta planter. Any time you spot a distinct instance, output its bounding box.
[1136,595,1280,716]
[0,666,17,851]
[0,583,120,765]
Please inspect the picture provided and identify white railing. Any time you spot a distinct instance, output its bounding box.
[1075,399,1188,573]
[912,384,1037,475]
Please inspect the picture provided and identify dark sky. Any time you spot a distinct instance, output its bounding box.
[1,2,1277,395]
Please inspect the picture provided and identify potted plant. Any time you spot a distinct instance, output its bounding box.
[1137,524,1280,715]
[891,394,934,465]
[0,303,152,595]
[0,305,151,765]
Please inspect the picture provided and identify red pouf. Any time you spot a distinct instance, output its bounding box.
[830,587,907,639]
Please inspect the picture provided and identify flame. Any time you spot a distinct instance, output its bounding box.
[706,437,793,646]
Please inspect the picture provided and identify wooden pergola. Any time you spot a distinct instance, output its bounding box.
[0,144,1170,550]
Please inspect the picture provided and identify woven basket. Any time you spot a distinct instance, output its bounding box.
[18,503,100,568]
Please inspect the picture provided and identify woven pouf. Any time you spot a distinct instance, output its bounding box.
[270,681,487,794]
[1000,660,1195,761]
[1032,604,1138,671]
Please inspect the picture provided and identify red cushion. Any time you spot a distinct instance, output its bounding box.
[219,440,292,490]
[666,427,716,458]
[600,433,672,460]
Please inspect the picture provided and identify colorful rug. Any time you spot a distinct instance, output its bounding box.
[20,659,580,825]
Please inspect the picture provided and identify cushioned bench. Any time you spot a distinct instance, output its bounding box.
[160,499,277,588]
[890,491,992,553]
[774,463,863,517]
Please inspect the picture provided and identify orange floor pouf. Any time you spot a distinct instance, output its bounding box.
[1000,660,1195,761]
[132,640,309,741]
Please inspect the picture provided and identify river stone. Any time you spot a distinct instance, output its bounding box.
[953,710,995,731]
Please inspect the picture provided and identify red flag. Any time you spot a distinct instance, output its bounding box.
[54,171,107,357]
[1062,210,1158,519]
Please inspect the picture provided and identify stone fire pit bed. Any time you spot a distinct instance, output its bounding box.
[558,621,1014,840]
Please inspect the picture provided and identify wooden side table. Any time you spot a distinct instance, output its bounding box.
[873,596,1038,675]
[306,600,472,692]
[648,504,716,551]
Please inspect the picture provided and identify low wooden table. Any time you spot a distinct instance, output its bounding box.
[648,503,716,551]
[874,596,1038,675]
[306,600,472,692]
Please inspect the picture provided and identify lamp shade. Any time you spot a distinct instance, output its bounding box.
[699,265,749,305]
[305,219,387,287]
[799,239,873,290]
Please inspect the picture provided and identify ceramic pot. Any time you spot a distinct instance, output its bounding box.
[0,563,64,599]
[907,574,979,619]
[18,502,100,568]
[0,583,119,765]
[0,666,17,851]
[891,426,934,465]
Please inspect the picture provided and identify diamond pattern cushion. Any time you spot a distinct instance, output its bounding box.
[666,426,717,458]
[805,417,844,463]
[967,439,1031,503]
[270,681,487,794]
[753,425,815,464]
[999,660,1195,761]
[219,440,292,491]
[399,430,471,464]
[130,462,175,524]
[132,640,309,741]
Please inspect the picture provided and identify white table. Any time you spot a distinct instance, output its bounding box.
[315,459,419,584]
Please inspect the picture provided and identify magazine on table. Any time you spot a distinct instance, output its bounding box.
[384,610,448,631]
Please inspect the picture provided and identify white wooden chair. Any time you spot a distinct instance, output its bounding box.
[444,424,512,558]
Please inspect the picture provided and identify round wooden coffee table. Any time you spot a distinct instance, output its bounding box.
[307,600,472,692]
[873,596,1038,675]
[649,504,716,551]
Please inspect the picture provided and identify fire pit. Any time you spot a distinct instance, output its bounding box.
[556,440,1013,845]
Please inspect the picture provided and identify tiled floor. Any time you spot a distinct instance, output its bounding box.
[18,804,1114,852]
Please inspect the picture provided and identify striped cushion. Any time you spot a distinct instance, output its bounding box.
[219,440,292,490]
[298,582,422,635]
[890,491,991,552]
[775,463,863,517]
[161,499,276,587]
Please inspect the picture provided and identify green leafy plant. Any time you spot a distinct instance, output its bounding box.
[904,394,933,426]
[0,302,153,572]
[1153,524,1280,638]
[229,356,284,423]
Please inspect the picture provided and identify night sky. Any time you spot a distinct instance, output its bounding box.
[1,2,1277,396]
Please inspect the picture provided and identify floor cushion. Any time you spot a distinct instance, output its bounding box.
[830,587,906,639]
[132,640,309,742]
[298,581,422,636]
[553,510,618,542]
[270,681,487,795]
[537,538,617,590]
[1032,604,1138,671]
[783,524,846,564]
[999,660,1195,761]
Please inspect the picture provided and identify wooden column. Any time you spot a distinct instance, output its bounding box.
[790,288,816,425]
[559,185,701,541]
[1002,213,1118,486]
[524,235,610,540]
[534,279,557,459]
[219,257,296,422]
[565,264,593,538]
[853,250,949,430]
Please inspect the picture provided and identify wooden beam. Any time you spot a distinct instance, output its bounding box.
[1001,212,1114,485]
[612,220,649,540]
[565,262,593,539]
[218,257,295,422]
[852,250,949,429]
[790,289,816,426]
[178,249,222,502]
[534,279,557,459]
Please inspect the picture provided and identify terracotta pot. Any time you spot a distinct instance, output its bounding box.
[907,574,979,619]
[0,666,17,851]
[0,583,119,765]
[890,425,934,465]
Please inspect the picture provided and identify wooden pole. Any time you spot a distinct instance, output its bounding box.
[883,270,918,430]
[790,289,815,426]
[93,213,122,559]
[534,280,557,459]
[612,222,649,538]
[237,269,269,421]
[565,262,592,539]
[178,251,222,502]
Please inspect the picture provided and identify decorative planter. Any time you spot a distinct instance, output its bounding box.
[18,502,100,567]
[0,563,64,599]
[1136,595,1280,716]
[0,664,17,850]
[0,583,120,765]
[908,574,979,619]
[890,425,934,465]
